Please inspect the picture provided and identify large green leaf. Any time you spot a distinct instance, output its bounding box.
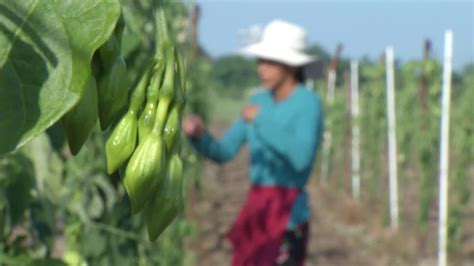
[0,0,121,154]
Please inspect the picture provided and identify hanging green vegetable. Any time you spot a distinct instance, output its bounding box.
[62,76,99,155]
[144,153,183,241]
[105,64,153,174]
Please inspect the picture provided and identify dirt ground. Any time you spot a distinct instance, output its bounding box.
[186,121,474,266]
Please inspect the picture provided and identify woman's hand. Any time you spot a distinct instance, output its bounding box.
[182,114,205,138]
[242,105,260,123]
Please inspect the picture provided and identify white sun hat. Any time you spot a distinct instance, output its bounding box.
[240,20,315,67]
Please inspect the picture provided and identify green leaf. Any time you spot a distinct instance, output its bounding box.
[45,121,67,152]
[28,258,67,266]
[81,227,107,258]
[86,187,105,219]
[0,62,25,153]
[0,254,33,265]
[0,0,121,155]
[22,133,64,202]
[30,200,55,249]
[6,153,35,224]
[92,174,118,212]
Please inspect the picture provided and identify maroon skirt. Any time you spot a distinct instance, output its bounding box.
[226,185,301,266]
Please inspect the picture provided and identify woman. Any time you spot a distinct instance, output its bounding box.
[183,20,324,266]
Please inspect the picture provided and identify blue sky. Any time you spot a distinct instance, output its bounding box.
[197,0,474,70]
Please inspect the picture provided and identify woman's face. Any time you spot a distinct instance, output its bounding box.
[257,58,294,90]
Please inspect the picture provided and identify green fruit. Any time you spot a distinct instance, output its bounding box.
[114,15,126,47]
[130,63,153,112]
[138,103,156,141]
[63,77,98,155]
[91,52,103,80]
[153,47,175,135]
[174,48,187,102]
[138,62,166,140]
[105,63,152,174]
[154,0,171,53]
[105,111,138,174]
[163,104,180,153]
[97,55,128,130]
[99,35,120,70]
[145,153,183,241]
[123,134,166,214]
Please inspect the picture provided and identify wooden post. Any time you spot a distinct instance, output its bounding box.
[344,70,351,192]
[438,29,453,266]
[321,44,343,184]
[385,47,399,229]
[350,61,360,200]
[191,4,201,60]
[420,39,431,113]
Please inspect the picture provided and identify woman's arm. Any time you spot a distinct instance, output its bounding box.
[185,116,247,163]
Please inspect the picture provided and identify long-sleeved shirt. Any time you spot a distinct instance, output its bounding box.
[190,84,324,229]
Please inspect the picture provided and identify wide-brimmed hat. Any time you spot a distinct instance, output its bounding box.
[240,20,315,67]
